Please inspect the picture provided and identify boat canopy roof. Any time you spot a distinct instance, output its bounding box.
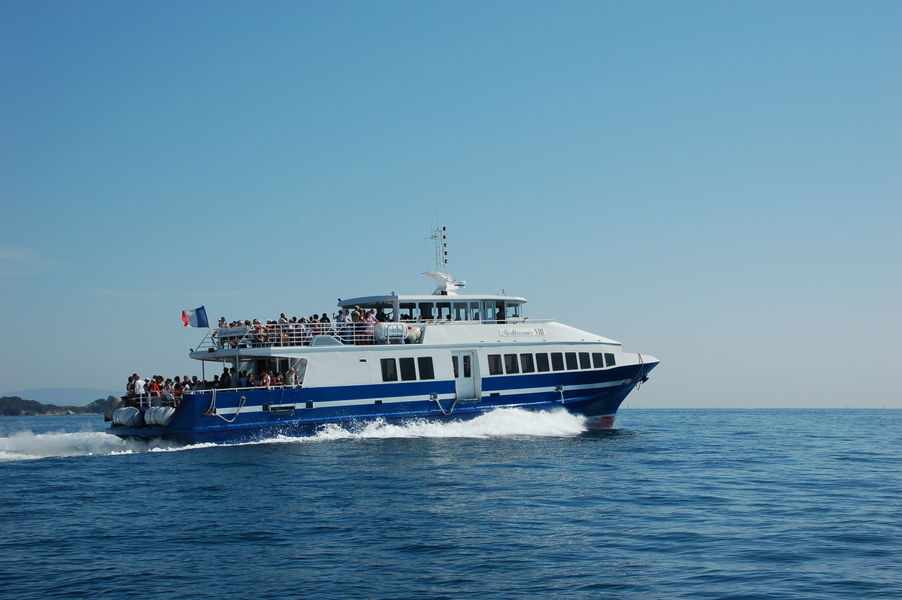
[338,294,527,308]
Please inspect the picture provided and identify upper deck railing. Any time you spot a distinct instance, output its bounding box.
[195,318,552,352]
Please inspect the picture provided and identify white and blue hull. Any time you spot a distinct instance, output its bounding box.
[110,355,658,444]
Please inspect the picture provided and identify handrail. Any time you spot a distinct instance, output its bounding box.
[197,318,553,351]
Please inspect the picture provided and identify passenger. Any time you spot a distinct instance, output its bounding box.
[262,370,273,389]
[220,368,232,388]
[275,372,284,386]
[247,373,257,387]
[127,374,137,398]
[285,368,297,387]
[133,375,145,404]
[218,317,228,328]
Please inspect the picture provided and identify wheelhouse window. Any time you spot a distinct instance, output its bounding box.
[469,302,481,321]
[551,352,565,371]
[453,302,468,321]
[418,357,435,380]
[565,352,578,370]
[592,353,604,368]
[400,357,417,381]
[505,303,521,320]
[520,354,535,373]
[579,352,591,369]
[605,353,616,367]
[437,302,451,321]
[504,354,519,374]
[536,353,550,372]
[399,302,416,321]
[419,303,435,320]
[381,358,398,382]
[488,354,503,375]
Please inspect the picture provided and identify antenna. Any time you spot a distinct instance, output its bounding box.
[428,225,449,274]
[423,226,466,294]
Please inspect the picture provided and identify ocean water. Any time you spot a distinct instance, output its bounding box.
[0,409,899,599]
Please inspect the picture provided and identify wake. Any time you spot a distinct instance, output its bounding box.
[0,408,587,462]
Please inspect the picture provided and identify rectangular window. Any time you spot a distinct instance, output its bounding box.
[437,302,451,321]
[380,358,398,382]
[551,352,565,371]
[418,357,435,380]
[565,352,578,370]
[605,353,616,367]
[451,356,459,378]
[520,354,535,373]
[419,303,434,320]
[453,302,468,321]
[400,357,417,381]
[592,353,604,368]
[469,302,481,321]
[579,352,591,369]
[536,353,550,372]
[463,355,472,377]
[504,354,519,374]
[488,354,503,375]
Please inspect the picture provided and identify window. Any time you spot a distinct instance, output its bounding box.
[400,357,417,381]
[453,302,468,321]
[469,302,480,321]
[488,354,503,375]
[462,355,472,377]
[399,302,416,321]
[504,354,519,374]
[592,353,604,368]
[536,353,550,372]
[505,303,521,319]
[551,352,565,371]
[418,357,435,380]
[452,356,459,378]
[520,354,535,373]
[605,353,616,367]
[579,352,591,369]
[565,352,578,370]
[419,303,436,320]
[437,302,451,321]
[380,358,398,382]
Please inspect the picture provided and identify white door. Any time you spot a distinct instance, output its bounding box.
[451,351,477,400]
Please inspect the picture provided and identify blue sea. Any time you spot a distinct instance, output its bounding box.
[1,409,900,599]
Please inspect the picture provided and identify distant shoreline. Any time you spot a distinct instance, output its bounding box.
[0,396,115,417]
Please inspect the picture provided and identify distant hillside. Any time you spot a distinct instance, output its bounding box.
[3,388,120,406]
[0,395,119,416]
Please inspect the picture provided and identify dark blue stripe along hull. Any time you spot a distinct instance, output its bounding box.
[109,362,657,444]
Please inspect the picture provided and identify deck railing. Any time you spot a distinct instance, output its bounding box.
[195,318,552,352]
[125,383,303,408]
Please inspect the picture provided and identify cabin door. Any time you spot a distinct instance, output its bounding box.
[451,351,477,400]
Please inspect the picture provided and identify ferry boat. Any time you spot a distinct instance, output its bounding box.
[108,229,659,443]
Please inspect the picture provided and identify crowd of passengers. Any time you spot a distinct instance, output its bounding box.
[124,367,300,406]
[213,307,397,348]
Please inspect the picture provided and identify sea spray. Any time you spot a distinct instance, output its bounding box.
[0,408,587,461]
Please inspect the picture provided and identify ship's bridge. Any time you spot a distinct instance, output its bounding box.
[337,293,527,323]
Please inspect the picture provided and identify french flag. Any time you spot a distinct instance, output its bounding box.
[181,306,209,328]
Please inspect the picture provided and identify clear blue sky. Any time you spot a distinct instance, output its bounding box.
[1,1,899,407]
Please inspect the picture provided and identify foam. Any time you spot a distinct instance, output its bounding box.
[0,408,587,461]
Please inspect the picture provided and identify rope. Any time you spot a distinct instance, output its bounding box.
[432,394,458,416]
[203,389,247,423]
